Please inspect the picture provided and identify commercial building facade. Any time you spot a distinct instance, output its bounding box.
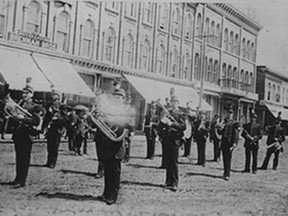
[0,1,262,129]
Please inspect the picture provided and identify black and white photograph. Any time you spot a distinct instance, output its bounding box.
[0,0,288,215]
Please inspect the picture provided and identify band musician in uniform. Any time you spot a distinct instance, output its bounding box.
[259,114,285,171]
[7,78,44,188]
[193,110,210,166]
[210,114,222,162]
[158,95,186,192]
[182,103,195,157]
[220,107,239,181]
[241,112,263,174]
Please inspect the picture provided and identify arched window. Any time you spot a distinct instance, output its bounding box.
[26,1,41,33]
[249,72,254,92]
[210,21,215,45]
[216,24,221,47]
[240,69,244,90]
[251,42,255,62]
[206,58,213,82]
[272,84,276,101]
[173,8,181,35]
[247,40,250,60]
[267,82,271,100]
[224,28,228,51]
[233,67,238,89]
[124,34,134,68]
[194,53,200,80]
[234,34,239,55]
[222,63,227,87]
[0,1,5,36]
[204,18,209,42]
[183,52,191,80]
[185,13,193,39]
[143,2,153,24]
[56,12,70,53]
[276,85,280,102]
[229,31,234,53]
[156,44,165,74]
[141,39,150,71]
[213,60,218,84]
[125,2,137,18]
[242,38,246,58]
[170,48,178,78]
[82,20,94,58]
[105,27,116,63]
[227,65,232,88]
[159,3,167,30]
[196,14,202,36]
[245,71,249,91]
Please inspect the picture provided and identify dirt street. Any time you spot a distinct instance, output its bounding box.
[0,135,288,216]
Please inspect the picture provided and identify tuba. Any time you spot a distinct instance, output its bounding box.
[88,105,129,142]
[4,94,32,120]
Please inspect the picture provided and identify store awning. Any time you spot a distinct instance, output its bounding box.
[32,54,95,98]
[124,74,213,111]
[0,47,51,92]
[265,103,288,120]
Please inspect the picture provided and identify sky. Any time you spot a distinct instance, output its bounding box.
[226,0,288,75]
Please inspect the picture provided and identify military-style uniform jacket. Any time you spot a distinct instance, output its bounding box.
[221,118,239,147]
[157,108,186,141]
[266,125,286,145]
[193,119,210,143]
[241,122,263,148]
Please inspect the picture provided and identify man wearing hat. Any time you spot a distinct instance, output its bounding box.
[259,114,285,171]
[220,106,239,181]
[241,112,263,174]
[8,78,42,188]
[158,95,186,192]
[42,86,66,168]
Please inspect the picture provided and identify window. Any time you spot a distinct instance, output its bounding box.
[0,14,4,37]
[244,71,249,91]
[247,40,250,60]
[206,58,213,82]
[82,20,94,58]
[185,13,193,39]
[224,28,228,51]
[56,12,70,53]
[159,3,167,30]
[216,24,221,47]
[227,65,232,88]
[143,2,153,24]
[106,2,119,11]
[125,3,137,18]
[194,53,200,80]
[286,89,288,104]
[272,84,276,101]
[240,70,244,90]
[170,48,178,78]
[183,52,191,80]
[105,27,116,63]
[204,18,209,43]
[26,1,41,34]
[267,83,271,100]
[251,42,255,61]
[276,85,280,102]
[233,67,238,89]
[242,38,246,58]
[249,72,253,92]
[124,34,134,68]
[141,39,150,71]
[282,88,285,104]
[234,34,239,55]
[196,14,202,36]
[210,21,215,44]
[173,8,181,35]
[156,44,165,74]
[229,31,234,53]
[222,63,227,87]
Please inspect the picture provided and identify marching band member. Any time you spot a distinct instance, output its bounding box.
[182,103,195,157]
[8,78,44,188]
[220,107,239,181]
[259,114,285,171]
[144,101,158,160]
[158,95,186,192]
[210,114,222,162]
[42,86,66,168]
[193,110,210,166]
[241,112,263,174]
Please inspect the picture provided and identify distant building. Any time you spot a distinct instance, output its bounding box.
[256,66,288,127]
[0,1,262,130]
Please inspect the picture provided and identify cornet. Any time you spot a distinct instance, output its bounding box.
[4,94,32,120]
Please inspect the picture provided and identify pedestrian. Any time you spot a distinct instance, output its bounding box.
[241,112,263,174]
[193,111,210,166]
[210,114,222,162]
[42,87,66,168]
[7,77,43,188]
[158,95,186,192]
[220,107,239,181]
[259,114,285,171]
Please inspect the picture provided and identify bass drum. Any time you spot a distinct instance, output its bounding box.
[184,119,192,139]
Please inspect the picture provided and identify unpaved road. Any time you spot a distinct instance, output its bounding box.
[0,135,288,216]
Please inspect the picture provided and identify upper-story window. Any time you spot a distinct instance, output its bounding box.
[234,34,239,55]
[222,63,227,87]
[246,40,250,60]
[124,34,134,68]
[82,20,94,58]
[159,3,167,30]
[183,51,191,80]
[242,38,246,58]
[210,21,215,45]
[213,60,219,84]
[272,84,276,101]
[0,1,6,37]
[125,3,137,18]
[267,82,271,100]
[56,11,70,53]
[185,13,193,39]
[141,39,151,71]
[26,1,41,34]
[276,85,280,102]
[229,31,234,53]
[216,24,221,47]
[204,18,209,42]
[251,42,255,61]
[170,48,178,77]
[249,72,253,92]
[233,67,238,89]
[194,53,200,80]
[143,2,153,24]
[224,28,228,51]
[244,71,249,91]
[286,89,288,104]
[156,44,165,74]
[105,27,116,63]
[106,2,119,12]
[172,8,181,35]
[196,13,202,37]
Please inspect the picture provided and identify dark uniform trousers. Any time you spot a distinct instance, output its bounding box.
[46,128,62,167]
[196,141,206,165]
[164,138,179,187]
[213,139,221,161]
[183,136,192,157]
[244,145,258,172]
[160,140,167,168]
[221,137,233,177]
[145,130,156,159]
[261,149,280,170]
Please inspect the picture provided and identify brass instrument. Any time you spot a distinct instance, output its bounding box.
[4,94,32,120]
[242,128,258,146]
[267,138,283,152]
[88,105,129,142]
[155,98,179,127]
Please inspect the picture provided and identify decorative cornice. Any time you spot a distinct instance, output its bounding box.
[257,66,288,83]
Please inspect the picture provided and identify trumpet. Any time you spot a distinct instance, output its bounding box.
[4,94,32,120]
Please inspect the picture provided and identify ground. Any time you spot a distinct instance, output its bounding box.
[0,135,288,216]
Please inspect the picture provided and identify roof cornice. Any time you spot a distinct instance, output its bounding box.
[257,66,288,82]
